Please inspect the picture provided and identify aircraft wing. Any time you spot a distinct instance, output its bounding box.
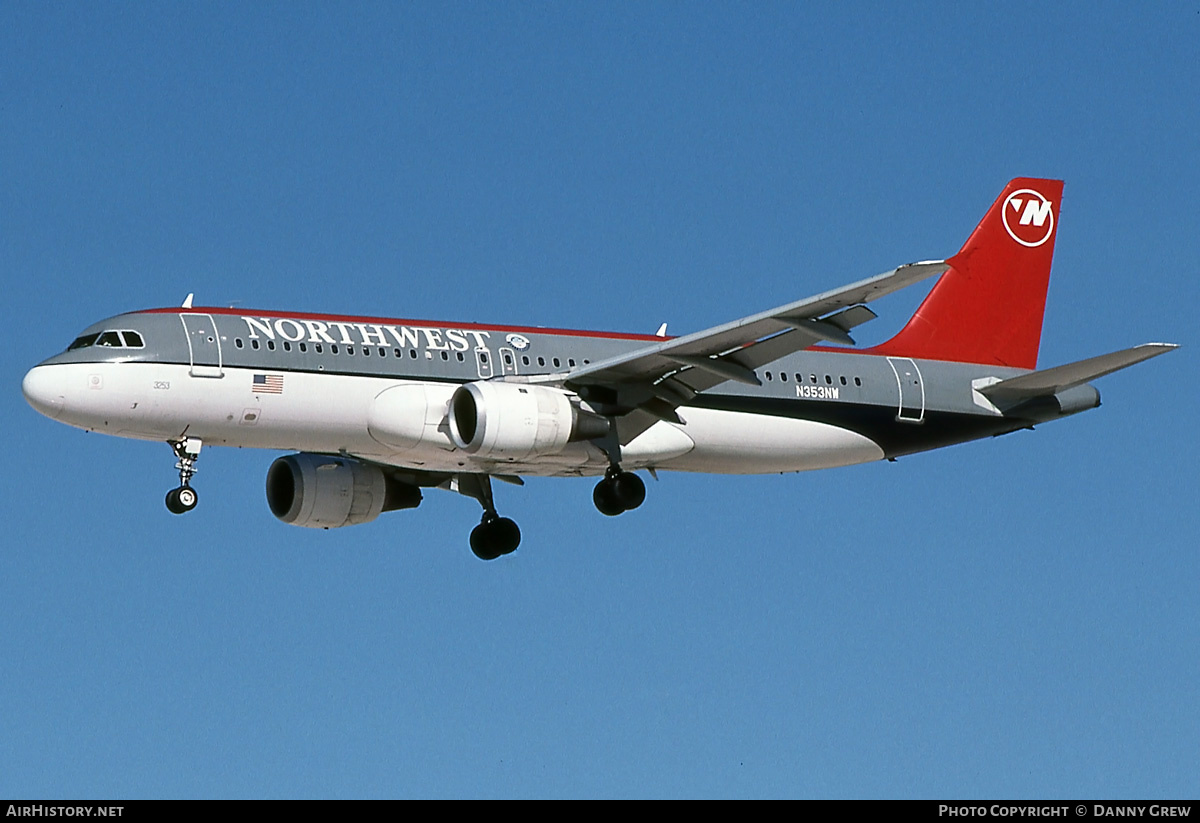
[556,260,947,442]
[566,261,946,390]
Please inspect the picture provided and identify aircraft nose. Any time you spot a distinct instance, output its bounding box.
[22,365,66,420]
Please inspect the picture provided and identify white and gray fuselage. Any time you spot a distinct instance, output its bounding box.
[22,306,1091,480]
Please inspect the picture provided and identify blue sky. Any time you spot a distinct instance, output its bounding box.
[2,2,1196,798]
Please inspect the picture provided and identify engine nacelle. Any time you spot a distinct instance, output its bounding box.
[448,382,609,461]
[266,453,421,529]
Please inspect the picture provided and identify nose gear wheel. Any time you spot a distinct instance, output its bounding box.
[165,437,202,515]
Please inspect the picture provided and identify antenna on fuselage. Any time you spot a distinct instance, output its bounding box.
[181,293,194,309]
[655,322,668,338]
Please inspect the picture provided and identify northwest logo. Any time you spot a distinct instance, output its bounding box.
[1002,188,1055,247]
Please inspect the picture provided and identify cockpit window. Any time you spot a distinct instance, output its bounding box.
[65,330,146,351]
[67,333,101,351]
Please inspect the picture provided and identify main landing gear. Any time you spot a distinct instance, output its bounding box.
[470,513,521,561]
[457,474,521,561]
[593,467,646,516]
[165,437,202,515]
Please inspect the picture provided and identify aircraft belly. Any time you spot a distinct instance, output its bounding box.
[42,362,387,453]
[194,368,393,453]
[659,407,884,474]
[40,362,877,477]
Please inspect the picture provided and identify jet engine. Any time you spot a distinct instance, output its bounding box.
[448,382,609,461]
[266,453,421,529]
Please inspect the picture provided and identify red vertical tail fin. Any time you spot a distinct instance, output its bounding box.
[869,178,1063,369]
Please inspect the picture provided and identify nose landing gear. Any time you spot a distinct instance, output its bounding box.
[165,437,202,515]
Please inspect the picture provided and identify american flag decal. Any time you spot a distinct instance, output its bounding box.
[252,374,284,394]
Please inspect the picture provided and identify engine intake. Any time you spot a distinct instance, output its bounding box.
[266,453,421,529]
[448,382,609,460]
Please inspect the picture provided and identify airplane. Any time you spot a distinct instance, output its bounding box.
[22,178,1177,560]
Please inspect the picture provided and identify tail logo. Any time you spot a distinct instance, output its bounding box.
[1002,188,1055,247]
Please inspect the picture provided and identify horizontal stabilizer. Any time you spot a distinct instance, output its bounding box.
[979,343,1178,402]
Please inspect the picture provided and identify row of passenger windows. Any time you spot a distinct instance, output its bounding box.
[229,338,860,385]
[68,330,145,350]
[762,370,863,387]
[62,331,859,387]
[231,338,588,369]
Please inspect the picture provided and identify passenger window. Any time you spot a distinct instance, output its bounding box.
[522,356,530,366]
[854,377,861,386]
[379,347,386,357]
[252,340,260,350]
[300,343,307,353]
[331,344,339,354]
[283,341,291,352]
[765,372,772,381]
[394,348,402,358]
[537,356,545,367]
[504,353,513,365]
[810,374,817,383]
[235,339,244,349]
[553,357,560,368]
[267,340,276,351]
[441,351,448,361]
[362,346,370,356]
[825,375,832,384]
[781,372,788,382]
[569,359,576,367]
[456,352,464,362]
[480,352,488,364]
[315,344,324,353]
[347,346,354,355]
[840,376,847,385]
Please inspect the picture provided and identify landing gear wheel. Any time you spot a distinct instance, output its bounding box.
[594,471,645,516]
[593,478,626,516]
[470,515,521,560]
[612,471,645,511]
[165,486,198,515]
[469,525,502,561]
